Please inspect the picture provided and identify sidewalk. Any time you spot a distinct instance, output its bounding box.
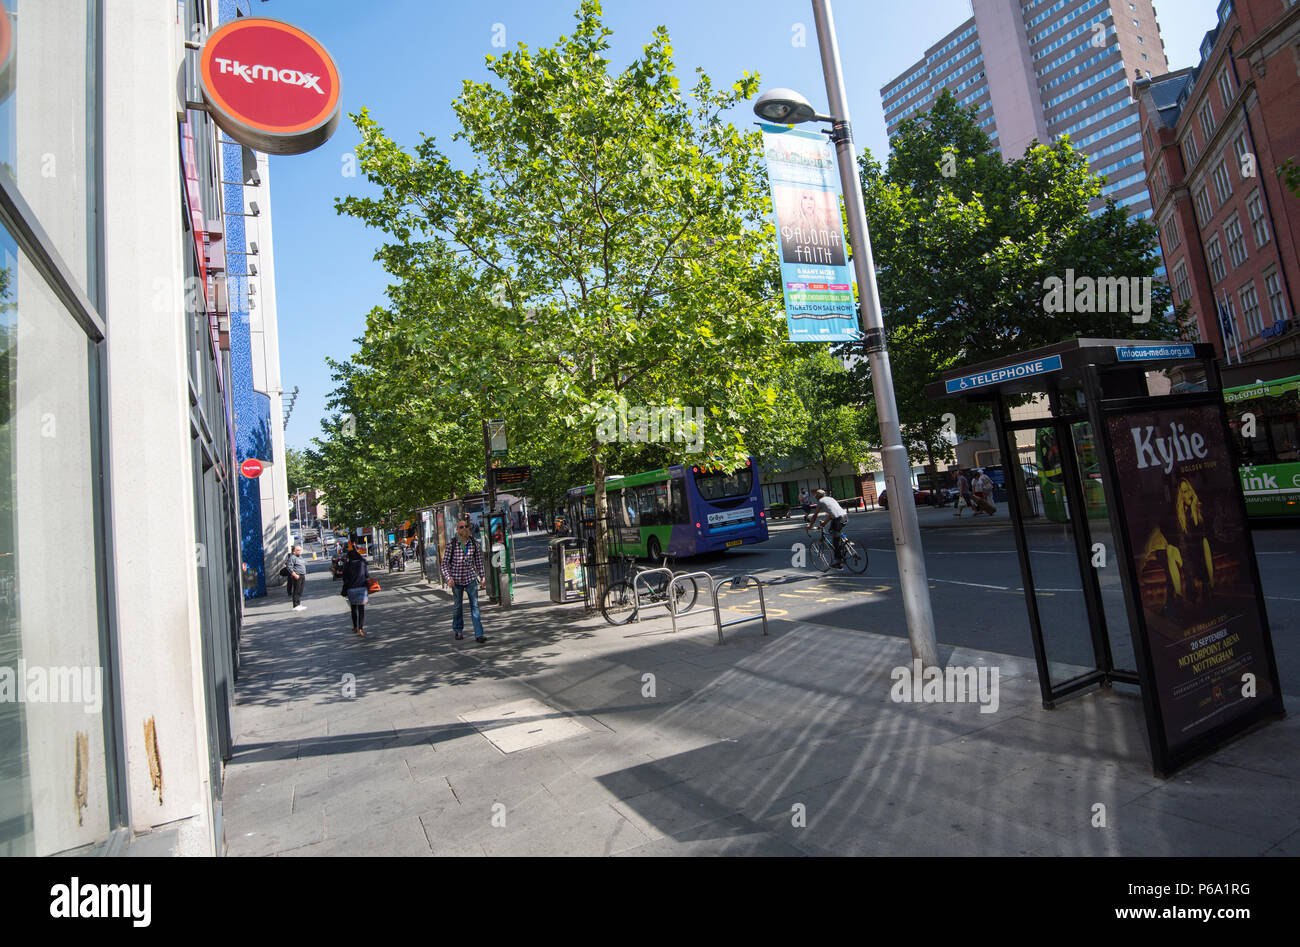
[221,557,1300,856]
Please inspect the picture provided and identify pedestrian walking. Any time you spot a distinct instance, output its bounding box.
[798,486,811,516]
[441,517,488,643]
[808,488,850,569]
[285,545,307,610]
[339,544,371,638]
[954,469,974,517]
[973,469,997,515]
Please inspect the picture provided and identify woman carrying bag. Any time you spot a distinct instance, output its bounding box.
[340,545,376,638]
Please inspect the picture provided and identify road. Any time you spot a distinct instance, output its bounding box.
[510,507,1300,695]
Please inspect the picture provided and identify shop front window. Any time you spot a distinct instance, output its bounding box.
[0,0,100,305]
[0,224,113,855]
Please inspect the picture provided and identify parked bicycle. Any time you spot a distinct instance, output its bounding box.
[805,523,869,574]
[600,555,699,625]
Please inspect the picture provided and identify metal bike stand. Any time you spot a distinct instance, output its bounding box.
[669,570,715,635]
[711,574,769,645]
[630,567,678,626]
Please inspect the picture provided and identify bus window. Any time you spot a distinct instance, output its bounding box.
[636,485,658,526]
[653,482,670,525]
[669,478,688,524]
[694,466,753,500]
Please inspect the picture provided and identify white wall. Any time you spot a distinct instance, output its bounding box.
[101,0,215,852]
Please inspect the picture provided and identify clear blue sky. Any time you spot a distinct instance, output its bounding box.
[261,0,1222,451]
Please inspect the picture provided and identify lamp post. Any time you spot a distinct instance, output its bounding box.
[755,0,938,666]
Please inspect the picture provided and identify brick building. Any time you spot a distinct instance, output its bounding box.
[1135,0,1300,364]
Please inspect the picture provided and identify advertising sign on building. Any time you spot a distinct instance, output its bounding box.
[1106,402,1284,772]
[199,18,342,155]
[759,124,860,343]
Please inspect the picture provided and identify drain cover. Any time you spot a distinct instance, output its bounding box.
[458,698,588,753]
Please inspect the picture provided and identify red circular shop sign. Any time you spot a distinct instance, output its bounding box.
[199,17,341,155]
[240,458,265,479]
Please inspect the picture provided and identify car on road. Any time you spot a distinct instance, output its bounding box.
[878,488,952,509]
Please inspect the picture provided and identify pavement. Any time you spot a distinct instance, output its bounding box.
[220,546,1300,857]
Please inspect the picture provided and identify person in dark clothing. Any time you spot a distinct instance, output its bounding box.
[339,546,371,637]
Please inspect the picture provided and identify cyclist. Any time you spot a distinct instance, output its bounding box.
[806,488,849,569]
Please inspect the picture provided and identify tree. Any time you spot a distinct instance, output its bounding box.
[335,1,794,587]
[841,92,1186,465]
[305,354,483,534]
[771,350,875,492]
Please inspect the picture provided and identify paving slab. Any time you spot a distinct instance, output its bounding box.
[222,559,1300,856]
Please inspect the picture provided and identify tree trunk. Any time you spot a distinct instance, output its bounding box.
[592,451,610,601]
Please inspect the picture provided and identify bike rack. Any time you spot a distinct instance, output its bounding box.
[630,567,679,627]
[667,569,714,636]
[710,573,769,645]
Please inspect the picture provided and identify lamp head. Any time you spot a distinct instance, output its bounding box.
[753,88,821,125]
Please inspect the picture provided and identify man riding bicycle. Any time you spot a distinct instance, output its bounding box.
[805,488,850,569]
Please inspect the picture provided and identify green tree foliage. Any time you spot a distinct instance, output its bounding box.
[305,356,483,533]
[761,350,875,491]
[333,1,797,575]
[841,91,1185,465]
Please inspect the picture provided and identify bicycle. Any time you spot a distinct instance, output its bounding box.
[805,522,869,574]
[600,555,699,625]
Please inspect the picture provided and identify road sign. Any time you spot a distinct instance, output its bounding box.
[945,355,1063,394]
[240,458,264,478]
[491,466,532,489]
[487,420,507,457]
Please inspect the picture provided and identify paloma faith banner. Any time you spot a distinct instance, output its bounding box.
[759,124,860,342]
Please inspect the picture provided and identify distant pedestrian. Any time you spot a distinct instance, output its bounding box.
[286,545,307,610]
[798,487,811,515]
[339,545,371,638]
[973,470,996,515]
[442,517,488,643]
[954,469,974,517]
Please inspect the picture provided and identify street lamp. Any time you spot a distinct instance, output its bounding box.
[755,0,938,667]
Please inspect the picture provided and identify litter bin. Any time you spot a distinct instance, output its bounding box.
[548,537,586,603]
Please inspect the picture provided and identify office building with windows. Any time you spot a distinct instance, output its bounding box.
[880,0,1170,218]
[1135,0,1300,362]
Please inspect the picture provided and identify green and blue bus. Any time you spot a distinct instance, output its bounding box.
[566,458,769,559]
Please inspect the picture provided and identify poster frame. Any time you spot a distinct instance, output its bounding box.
[1096,390,1285,776]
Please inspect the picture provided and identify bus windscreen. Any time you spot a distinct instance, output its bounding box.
[693,467,753,501]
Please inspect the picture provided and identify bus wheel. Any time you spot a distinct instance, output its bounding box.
[647,537,662,562]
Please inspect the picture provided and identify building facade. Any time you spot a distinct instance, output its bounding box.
[1135,0,1300,362]
[880,0,1169,219]
[0,0,281,856]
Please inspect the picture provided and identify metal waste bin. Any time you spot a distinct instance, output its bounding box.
[548,537,585,603]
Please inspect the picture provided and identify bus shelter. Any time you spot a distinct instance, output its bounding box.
[415,495,512,606]
[926,338,1284,776]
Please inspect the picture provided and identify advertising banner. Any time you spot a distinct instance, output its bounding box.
[1106,402,1282,769]
[759,124,860,342]
[1223,373,1300,517]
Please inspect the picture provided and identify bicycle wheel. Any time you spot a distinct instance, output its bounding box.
[809,538,832,573]
[669,575,698,614]
[600,581,639,625]
[843,540,869,574]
